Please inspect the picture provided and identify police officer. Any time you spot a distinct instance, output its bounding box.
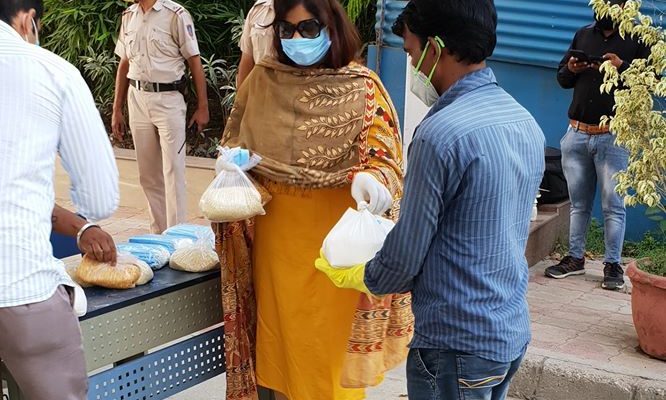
[237,0,274,86]
[112,0,209,234]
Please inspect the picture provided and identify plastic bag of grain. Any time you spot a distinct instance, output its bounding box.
[169,241,220,273]
[77,253,143,289]
[199,147,264,222]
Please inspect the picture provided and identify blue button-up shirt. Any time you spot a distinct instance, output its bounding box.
[365,68,545,363]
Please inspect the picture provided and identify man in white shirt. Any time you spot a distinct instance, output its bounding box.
[0,1,119,398]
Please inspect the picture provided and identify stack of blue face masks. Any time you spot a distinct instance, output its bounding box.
[128,234,193,254]
[163,224,215,248]
[116,243,171,270]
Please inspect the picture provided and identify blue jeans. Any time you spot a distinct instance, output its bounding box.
[406,348,525,400]
[560,126,629,264]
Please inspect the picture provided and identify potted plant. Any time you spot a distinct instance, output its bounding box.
[590,0,666,360]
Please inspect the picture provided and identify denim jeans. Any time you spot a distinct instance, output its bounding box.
[406,348,525,400]
[560,126,629,263]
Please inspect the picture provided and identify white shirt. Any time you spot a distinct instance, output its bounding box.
[0,21,119,307]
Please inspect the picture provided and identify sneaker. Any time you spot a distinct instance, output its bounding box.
[545,256,586,279]
[602,262,625,290]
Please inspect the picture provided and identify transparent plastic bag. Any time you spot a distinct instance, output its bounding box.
[135,259,154,286]
[169,240,220,273]
[116,242,171,270]
[128,234,193,254]
[65,258,92,288]
[200,146,265,222]
[163,224,215,249]
[322,203,395,268]
[76,253,142,289]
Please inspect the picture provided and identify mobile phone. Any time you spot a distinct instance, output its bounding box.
[568,49,590,62]
[589,55,606,64]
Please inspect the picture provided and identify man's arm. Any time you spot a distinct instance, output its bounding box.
[364,136,447,295]
[52,205,117,263]
[111,57,130,141]
[58,69,119,222]
[186,55,209,133]
[557,33,582,89]
[237,52,255,88]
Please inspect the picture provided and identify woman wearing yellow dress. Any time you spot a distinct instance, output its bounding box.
[213,1,414,399]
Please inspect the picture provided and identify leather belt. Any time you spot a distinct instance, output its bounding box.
[129,78,184,93]
[570,119,610,135]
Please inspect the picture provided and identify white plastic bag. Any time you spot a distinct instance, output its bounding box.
[322,203,395,268]
[200,146,265,222]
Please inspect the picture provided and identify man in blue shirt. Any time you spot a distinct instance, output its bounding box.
[316,0,545,399]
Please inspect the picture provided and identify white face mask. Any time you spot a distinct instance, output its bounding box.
[410,66,440,107]
[22,18,39,46]
[409,37,445,107]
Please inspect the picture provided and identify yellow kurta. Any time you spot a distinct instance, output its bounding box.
[216,61,412,400]
[253,183,365,400]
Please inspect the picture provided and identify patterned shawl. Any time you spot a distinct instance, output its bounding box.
[214,60,414,400]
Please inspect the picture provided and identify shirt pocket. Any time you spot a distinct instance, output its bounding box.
[124,29,139,60]
[149,28,179,58]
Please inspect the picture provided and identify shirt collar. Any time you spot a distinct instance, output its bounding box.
[0,20,24,41]
[133,0,164,13]
[425,67,497,118]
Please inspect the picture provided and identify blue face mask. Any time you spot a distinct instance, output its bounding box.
[280,28,331,67]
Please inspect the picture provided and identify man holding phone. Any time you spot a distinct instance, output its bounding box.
[547,0,650,290]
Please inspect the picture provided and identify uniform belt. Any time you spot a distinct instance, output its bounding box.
[570,119,610,135]
[129,79,183,93]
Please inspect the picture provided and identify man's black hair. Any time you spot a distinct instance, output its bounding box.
[0,0,44,25]
[392,0,497,64]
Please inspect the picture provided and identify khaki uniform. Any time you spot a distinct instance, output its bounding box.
[240,0,276,64]
[115,0,200,233]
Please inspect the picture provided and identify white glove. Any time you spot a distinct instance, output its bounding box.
[351,172,393,215]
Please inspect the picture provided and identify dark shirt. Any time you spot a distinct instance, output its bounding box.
[557,22,650,125]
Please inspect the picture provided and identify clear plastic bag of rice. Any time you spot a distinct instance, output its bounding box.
[200,146,265,222]
[169,240,220,273]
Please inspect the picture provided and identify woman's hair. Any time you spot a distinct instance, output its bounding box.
[272,0,361,69]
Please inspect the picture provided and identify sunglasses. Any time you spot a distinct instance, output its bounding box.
[275,18,324,39]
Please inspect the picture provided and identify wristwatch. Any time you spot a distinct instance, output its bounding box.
[76,223,100,249]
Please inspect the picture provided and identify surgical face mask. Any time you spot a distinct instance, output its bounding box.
[23,18,39,46]
[281,28,332,67]
[409,36,444,107]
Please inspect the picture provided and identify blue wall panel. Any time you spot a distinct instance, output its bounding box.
[367,45,407,127]
[494,0,666,67]
[493,0,593,67]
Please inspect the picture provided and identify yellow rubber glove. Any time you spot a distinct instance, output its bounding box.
[314,250,371,295]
